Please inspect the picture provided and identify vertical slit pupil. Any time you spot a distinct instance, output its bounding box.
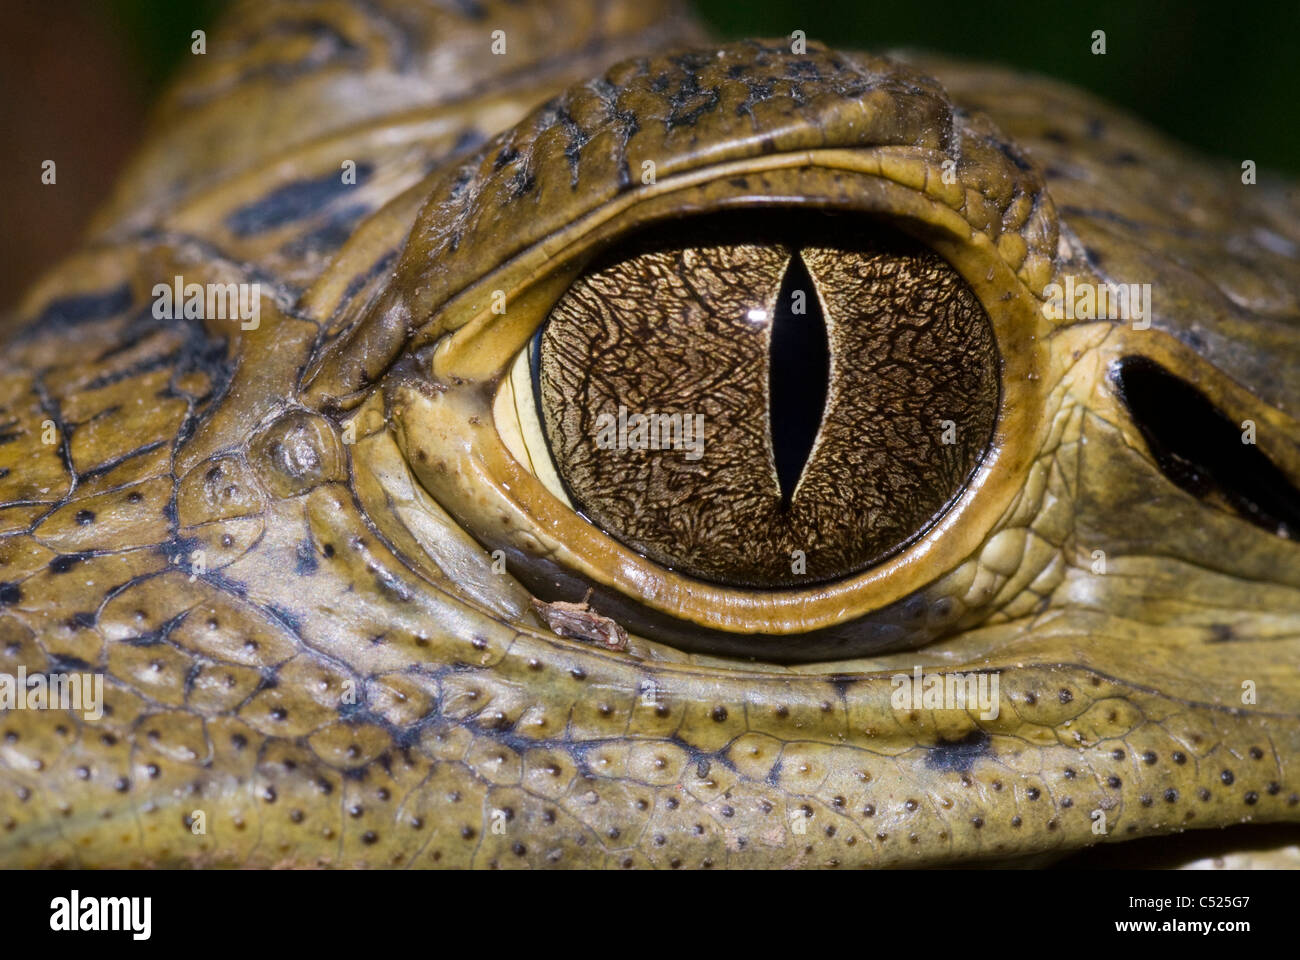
[768,253,830,507]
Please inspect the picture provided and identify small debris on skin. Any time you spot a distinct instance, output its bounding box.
[531,591,629,651]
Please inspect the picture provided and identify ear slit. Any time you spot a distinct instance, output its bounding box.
[1113,356,1300,540]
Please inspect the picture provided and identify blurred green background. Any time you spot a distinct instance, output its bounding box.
[112,0,1300,171]
[698,0,1300,178]
[4,0,1297,308]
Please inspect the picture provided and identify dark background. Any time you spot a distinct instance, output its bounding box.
[3,0,1297,309]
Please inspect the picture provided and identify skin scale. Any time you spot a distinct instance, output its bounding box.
[1,0,1299,869]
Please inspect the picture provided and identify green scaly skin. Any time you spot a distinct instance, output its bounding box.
[1,0,1298,868]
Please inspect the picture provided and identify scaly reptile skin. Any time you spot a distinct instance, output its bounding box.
[2,0,1299,868]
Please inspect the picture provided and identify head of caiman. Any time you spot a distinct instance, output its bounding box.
[1,0,1299,869]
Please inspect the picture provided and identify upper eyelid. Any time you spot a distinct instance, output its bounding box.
[300,41,1056,414]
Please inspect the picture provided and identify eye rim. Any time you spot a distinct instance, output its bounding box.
[384,158,1055,645]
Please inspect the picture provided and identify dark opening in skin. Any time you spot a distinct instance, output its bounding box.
[1114,356,1300,539]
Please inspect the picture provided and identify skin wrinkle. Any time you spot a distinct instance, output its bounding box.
[1,1,1299,868]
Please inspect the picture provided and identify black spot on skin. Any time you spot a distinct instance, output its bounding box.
[1221,769,1235,785]
[74,510,95,526]
[278,203,371,258]
[0,583,20,605]
[49,553,90,574]
[47,653,92,673]
[20,284,133,339]
[294,539,319,576]
[449,129,485,155]
[445,0,487,21]
[923,729,991,773]
[997,139,1033,172]
[509,170,536,197]
[828,675,857,698]
[266,603,303,634]
[225,164,374,235]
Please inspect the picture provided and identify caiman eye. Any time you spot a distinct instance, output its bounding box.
[349,68,1058,659]
[506,213,999,588]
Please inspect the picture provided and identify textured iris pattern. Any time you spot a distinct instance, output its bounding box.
[538,221,1000,586]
